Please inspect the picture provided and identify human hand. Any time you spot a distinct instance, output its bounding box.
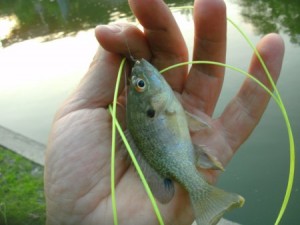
[44,0,284,224]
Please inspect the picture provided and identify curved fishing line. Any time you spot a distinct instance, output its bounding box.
[110,58,126,225]
[170,6,294,223]
[161,59,295,224]
[110,5,294,225]
[160,61,280,105]
[108,105,165,225]
[227,18,295,225]
[109,59,165,225]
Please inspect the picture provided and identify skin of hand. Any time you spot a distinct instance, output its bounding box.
[44,0,285,224]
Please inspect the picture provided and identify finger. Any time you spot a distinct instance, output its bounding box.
[95,23,152,60]
[182,0,227,116]
[55,46,125,120]
[219,33,285,151]
[129,0,188,92]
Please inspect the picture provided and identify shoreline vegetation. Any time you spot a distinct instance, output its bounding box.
[0,146,45,225]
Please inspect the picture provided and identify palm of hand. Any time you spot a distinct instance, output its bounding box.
[45,0,284,224]
[46,104,197,224]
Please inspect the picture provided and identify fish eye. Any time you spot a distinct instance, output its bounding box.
[135,78,146,92]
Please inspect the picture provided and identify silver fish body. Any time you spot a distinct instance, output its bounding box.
[126,59,244,225]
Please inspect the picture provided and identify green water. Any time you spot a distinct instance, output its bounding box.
[0,0,299,224]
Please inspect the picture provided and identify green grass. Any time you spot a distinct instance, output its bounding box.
[0,145,45,225]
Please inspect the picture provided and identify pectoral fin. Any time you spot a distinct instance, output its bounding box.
[194,144,224,171]
[185,111,210,132]
[124,130,175,203]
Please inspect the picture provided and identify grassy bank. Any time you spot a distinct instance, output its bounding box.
[0,146,45,225]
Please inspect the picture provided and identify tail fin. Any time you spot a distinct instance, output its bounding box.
[190,185,244,225]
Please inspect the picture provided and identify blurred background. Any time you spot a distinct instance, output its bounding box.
[0,0,299,224]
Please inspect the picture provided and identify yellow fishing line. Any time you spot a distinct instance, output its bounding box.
[110,59,165,225]
[109,6,295,225]
[110,58,126,225]
[108,105,165,225]
[227,18,295,225]
[160,61,280,104]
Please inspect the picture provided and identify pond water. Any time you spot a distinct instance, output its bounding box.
[0,0,299,224]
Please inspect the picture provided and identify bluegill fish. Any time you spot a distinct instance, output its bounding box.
[126,59,244,225]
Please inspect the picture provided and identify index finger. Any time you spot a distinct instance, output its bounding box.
[129,0,188,92]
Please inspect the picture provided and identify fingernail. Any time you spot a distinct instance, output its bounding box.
[96,24,121,33]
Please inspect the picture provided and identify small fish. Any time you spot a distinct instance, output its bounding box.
[126,59,244,225]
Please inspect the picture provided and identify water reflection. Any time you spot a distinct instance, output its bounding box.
[236,0,300,45]
[0,1,299,224]
[2,0,300,47]
[0,0,193,47]
[0,0,131,47]
[56,0,69,21]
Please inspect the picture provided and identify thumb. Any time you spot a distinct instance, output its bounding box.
[55,44,125,120]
